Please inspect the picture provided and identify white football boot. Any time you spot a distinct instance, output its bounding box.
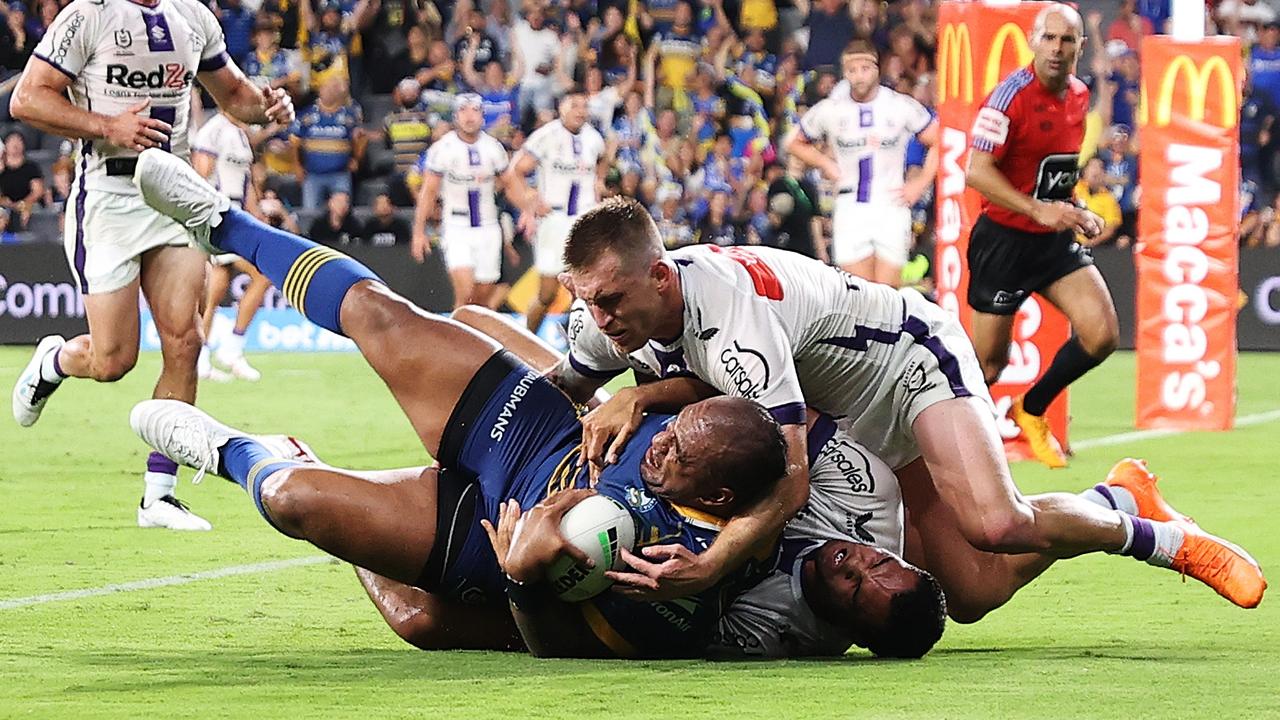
[138,495,213,531]
[217,353,261,382]
[12,335,65,427]
[198,348,233,383]
[130,399,320,483]
[133,148,230,253]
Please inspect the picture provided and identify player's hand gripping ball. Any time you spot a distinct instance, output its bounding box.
[546,495,637,601]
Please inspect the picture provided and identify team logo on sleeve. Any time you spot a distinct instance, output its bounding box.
[719,341,771,400]
[972,107,1010,146]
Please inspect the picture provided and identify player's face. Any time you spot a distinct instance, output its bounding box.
[805,540,921,639]
[638,407,721,505]
[841,55,880,101]
[456,104,484,135]
[560,95,589,132]
[1032,11,1081,82]
[568,251,669,352]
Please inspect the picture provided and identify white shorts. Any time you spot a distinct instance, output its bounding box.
[441,223,503,284]
[210,253,243,267]
[534,212,577,276]
[831,197,912,267]
[64,189,191,295]
[837,288,992,470]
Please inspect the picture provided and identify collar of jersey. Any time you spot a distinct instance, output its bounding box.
[125,0,165,13]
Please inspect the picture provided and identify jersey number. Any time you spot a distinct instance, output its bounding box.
[707,246,783,300]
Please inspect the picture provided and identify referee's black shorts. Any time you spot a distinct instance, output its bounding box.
[966,214,1095,316]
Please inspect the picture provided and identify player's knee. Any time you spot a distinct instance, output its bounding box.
[385,612,451,650]
[1079,327,1118,360]
[256,469,315,535]
[90,349,137,382]
[963,510,1038,554]
[340,280,407,337]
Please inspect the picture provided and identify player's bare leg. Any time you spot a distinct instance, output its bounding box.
[54,280,143,382]
[839,256,875,284]
[140,245,205,406]
[525,275,560,334]
[451,305,560,371]
[448,266,477,310]
[910,396,1266,607]
[870,257,903,288]
[969,310,1018,386]
[199,263,233,381]
[214,258,270,380]
[356,567,522,651]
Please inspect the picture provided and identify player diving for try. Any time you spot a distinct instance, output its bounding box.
[124,148,946,659]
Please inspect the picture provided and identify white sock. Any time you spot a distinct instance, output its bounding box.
[39,347,66,383]
[1079,484,1139,515]
[143,472,178,507]
[1116,512,1135,554]
[217,330,246,361]
[1145,522,1186,569]
[1106,486,1139,515]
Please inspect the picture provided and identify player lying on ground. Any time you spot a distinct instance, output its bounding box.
[356,308,1225,656]
[552,197,1266,615]
[125,148,945,658]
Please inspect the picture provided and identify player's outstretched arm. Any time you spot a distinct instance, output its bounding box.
[483,493,615,659]
[199,63,295,127]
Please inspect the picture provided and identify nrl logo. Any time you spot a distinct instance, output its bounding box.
[114,29,132,49]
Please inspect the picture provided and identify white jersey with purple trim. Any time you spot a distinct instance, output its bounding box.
[34,0,230,196]
[712,417,902,658]
[566,244,991,468]
[192,113,252,206]
[424,130,508,228]
[522,119,605,216]
[798,84,932,205]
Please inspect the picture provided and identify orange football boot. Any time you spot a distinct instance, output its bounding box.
[1170,522,1267,609]
[1011,395,1067,469]
[1104,458,1194,524]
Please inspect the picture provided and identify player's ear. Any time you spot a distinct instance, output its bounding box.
[651,259,673,286]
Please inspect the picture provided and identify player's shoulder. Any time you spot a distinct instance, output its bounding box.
[985,66,1037,111]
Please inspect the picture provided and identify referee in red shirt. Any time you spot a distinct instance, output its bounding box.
[965,3,1117,468]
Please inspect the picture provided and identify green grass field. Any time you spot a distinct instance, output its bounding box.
[1,349,1277,719]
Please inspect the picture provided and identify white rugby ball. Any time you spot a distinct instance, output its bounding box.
[545,494,637,602]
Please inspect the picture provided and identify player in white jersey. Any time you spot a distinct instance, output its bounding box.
[546,197,1266,619]
[412,94,512,309]
[9,0,294,530]
[192,110,271,383]
[504,87,608,334]
[787,41,937,287]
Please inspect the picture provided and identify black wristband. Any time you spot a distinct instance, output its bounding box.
[505,574,551,612]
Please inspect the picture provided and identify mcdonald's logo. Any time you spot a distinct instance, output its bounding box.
[938,23,973,103]
[984,23,1034,95]
[1153,55,1239,128]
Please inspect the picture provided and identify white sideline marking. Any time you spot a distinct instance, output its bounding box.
[0,556,331,610]
[1073,408,1280,451]
[4,410,1279,611]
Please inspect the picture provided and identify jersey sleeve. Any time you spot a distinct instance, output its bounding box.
[581,590,717,658]
[423,139,446,175]
[708,601,789,658]
[565,300,630,381]
[699,280,806,425]
[903,94,934,136]
[33,2,99,79]
[522,125,551,161]
[971,87,1019,160]
[797,99,828,143]
[491,138,510,173]
[194,1,230,71]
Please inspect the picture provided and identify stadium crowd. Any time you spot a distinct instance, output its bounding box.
[1,0,1276,272]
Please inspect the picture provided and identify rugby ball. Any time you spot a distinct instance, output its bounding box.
[545,495,637,602]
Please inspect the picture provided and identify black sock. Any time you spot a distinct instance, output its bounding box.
[1023,337,1105,416]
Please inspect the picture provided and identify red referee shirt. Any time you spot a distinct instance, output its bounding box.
[970,65,1090,234]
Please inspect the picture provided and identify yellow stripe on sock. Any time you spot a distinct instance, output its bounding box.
[282,247,343,316]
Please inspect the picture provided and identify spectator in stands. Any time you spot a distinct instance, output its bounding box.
[29,0,60,46]
[448,0,502,71]
[652,1,703,107]
[1249,192,1280,248]
[1096,124,1138,246]
[888,24,930,82]
[363,193,413,246]
[309,0,357,80]
[599,30,639,86]
[0,207,17,243]
[585,63,634,133]
[291,75,366,209]
[0,131,45,232]
[1,2,36,72]
[798,0,854,70]
[513,3,561,127]
[1075,157,1123,248]
[1108,0,1154,53]
[1107,45,1141,132]
[645,0,683,37]
[1219,0,1277,41]
[696,188,741,245]
[357,0,422,93]
[487,0,518,60]
[461,32,523,142]
[766,154,823,260]
[390,25,432,87]
[1241,79,1276,191]
[420,39,462,92]
[736,28,779,98]
[384,78,433,206]
[47,155,73,211]
[243,16,302,97]
[308,190,363,245]
[740,184,772,245]
[1250,21,1280,110]
[653,183,694,248]
[215,0,256,66]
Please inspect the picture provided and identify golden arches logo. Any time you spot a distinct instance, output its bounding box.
[984,23,1034,95]
[1151,55,1240,128]
[938,23,973,103]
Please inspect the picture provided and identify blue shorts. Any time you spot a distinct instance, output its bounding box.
[429,351,586,604]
